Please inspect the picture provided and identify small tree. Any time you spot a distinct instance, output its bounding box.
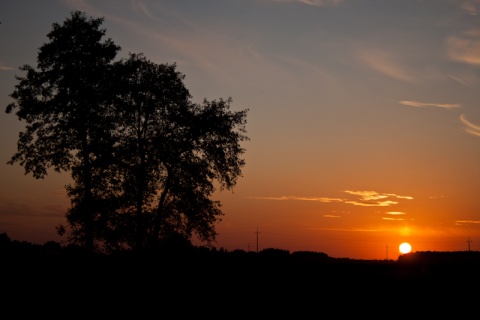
[5,11,121,253]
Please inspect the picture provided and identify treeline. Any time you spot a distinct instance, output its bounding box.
[4,231,480,293]
[0,232,333,261]
[3,231,479,267]
[0,231,379,271]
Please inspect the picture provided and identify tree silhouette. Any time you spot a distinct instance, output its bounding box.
[5,11,249,254]
[99,52,249,251]
[6,11,121,253]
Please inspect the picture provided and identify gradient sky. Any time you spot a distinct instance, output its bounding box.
[1,0,480,260]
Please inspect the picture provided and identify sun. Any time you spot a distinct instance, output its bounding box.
[399,242,412,254]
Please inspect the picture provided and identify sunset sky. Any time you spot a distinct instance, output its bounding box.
[1,0,480,260]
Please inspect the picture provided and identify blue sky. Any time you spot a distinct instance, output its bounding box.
[1,0,480,259]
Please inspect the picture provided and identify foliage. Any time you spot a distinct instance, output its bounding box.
[5,11,249,254]
[6,11,121,253]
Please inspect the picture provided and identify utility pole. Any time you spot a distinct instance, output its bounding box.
[386,244,388,261]
[467,237,472,252]
[255,228,260,253]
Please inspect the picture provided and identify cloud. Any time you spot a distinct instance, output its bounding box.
[96,2,288,89]
[459,0,480,16]
[131,0,163,22]
[446,31,480,66]
[343,190,413,207]
[248,195,344,202]
[310,227,382,232]
[263,0,344,6]
[383,212,406,221]
[357,48,417,83]
[344,190,387,201]
[392,194,414,200]
[251,190,412,207]
[344,190,413,200]
[447,74,472,87]
[399,100,461,109]
[455,220,480,224]
[345,200,398,207]
[0,66,15,71]
[323,214,341,218]
[459,114,480,137]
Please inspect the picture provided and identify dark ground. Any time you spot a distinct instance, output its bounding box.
[1,238,479,317]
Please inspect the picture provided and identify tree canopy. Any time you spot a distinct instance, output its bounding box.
[5,11,249,254]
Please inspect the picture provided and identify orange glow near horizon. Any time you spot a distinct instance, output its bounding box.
[205,190,480,260]
[1,173,478,260]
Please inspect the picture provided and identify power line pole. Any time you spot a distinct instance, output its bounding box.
[386,244,388,261]
[467,237,472,252]
[255,228,260,253]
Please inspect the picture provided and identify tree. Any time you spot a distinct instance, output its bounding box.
[106,53,249,251]
[6,11,249,254]
[5,11,121,254]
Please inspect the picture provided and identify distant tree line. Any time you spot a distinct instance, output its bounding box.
[3,230,480,284]
[0,231,332,262]
[5,11,249,255]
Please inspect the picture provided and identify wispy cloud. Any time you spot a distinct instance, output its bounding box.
[455,220,480,224]
[0,66,15,71]
[131,0,163,22]
[460,114,480,137]
[346,200,398,207]
[382,212,406,221]
[344,191,413,200]
[447,74,472,87]
[446,30,480,66]
[386,212,406,215]
[357,48,417,83]
[250,190,412,207]
[460,0,480,16]
[344,190,413,207]
[248,195,344,202]
[264,0,344,6]
[310,227,382,232]
[399,100,461,109]
[109,2,300,90]
[324,214,340,218]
